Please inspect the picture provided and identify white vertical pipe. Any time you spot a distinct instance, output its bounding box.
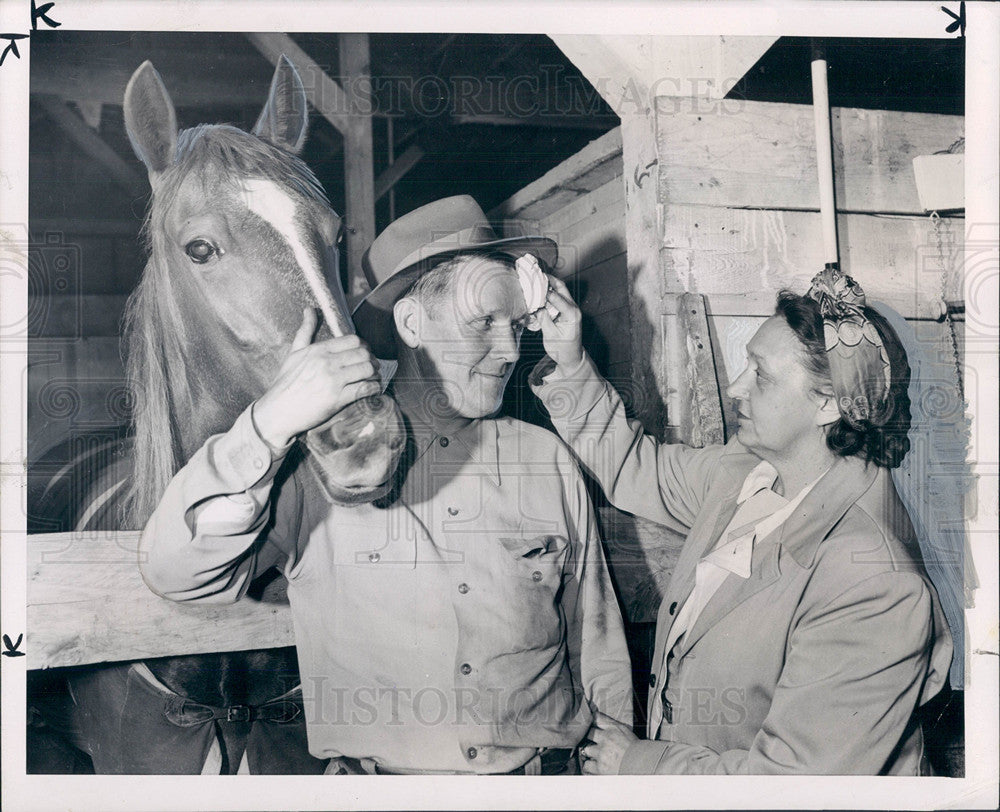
[810,55,840,267]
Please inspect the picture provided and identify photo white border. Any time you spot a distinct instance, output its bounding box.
[1,1,997,809]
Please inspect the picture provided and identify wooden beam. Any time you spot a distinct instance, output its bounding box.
[450,112,619,130]
[27,531,294,669]
[339,33,377,304]
[373,143,424,202]
[426,33,459,73]
[35,95,147,201]
[246,32,351,134]
[550,35,778,116]
[31,45,272,108]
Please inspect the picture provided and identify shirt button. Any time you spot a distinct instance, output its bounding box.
[253,457,264,470]
[458,583,469,594]
[460,663,472,676]
[669,601,678,615]
[531,570,543,582]
[439,437,449,447]
[466,747,478,760]
[368,552,381,563]
[649,673,657,688]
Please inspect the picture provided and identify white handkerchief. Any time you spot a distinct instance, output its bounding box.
[515,254,559,330]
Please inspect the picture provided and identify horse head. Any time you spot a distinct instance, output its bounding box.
[122,56,405,525]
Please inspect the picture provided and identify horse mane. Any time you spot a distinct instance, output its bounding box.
[122,124,329,528]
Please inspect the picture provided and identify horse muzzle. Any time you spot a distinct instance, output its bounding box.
[302,394,406,505]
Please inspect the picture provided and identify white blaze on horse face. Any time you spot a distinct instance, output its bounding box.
[240,178,345,337]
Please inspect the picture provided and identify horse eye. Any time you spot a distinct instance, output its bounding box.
[185,239,219,264]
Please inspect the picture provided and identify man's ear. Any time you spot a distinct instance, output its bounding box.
[814,392,842,427]
[393,297,422,349]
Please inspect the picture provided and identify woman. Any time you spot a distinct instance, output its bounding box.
[528,268,952,774]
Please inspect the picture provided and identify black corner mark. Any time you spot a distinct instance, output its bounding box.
[941,2,965,37]
[2,633,26,657]
[2,1,60,69]
[32,0,62,30]
[0,33,28,66]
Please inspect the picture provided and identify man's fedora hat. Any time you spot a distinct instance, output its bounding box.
[352,195,559,358]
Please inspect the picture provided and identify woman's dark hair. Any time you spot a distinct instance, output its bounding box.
[775,291,912,469]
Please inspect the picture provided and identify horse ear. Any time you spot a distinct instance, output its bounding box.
[253,55,309,154]
[123,61,177,180]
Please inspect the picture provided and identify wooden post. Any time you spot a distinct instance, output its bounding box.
[552,35,776,444]
[339,33,376,306]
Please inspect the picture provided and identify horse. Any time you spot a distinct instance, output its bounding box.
[27,55,406,774]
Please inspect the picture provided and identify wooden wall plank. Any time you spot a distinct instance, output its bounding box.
[545,208,626,278]
[574,251,629,314]
[492,127,623,224]
[537,174,625,235]
[27,531,294,669]
[586,305,633,369]
[661,204,963,320]
[657,101,963,215]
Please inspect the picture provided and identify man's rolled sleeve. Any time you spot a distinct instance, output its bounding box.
[531,352,723,534]
[560,456,633,728]
[139,404,297,604]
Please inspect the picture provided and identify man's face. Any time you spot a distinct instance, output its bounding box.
[725,316,824,465]
[413,256,528,419]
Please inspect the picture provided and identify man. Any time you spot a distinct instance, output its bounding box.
[139,195,632,774]
[530,270,951,774]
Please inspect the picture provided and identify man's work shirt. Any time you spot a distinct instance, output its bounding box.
[139,406,633,773]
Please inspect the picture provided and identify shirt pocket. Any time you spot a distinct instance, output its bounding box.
[497,534,571,587]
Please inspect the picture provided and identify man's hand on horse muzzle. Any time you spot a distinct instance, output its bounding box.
[252,308,382,449]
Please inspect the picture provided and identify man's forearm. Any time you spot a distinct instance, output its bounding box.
[139,404,293,603]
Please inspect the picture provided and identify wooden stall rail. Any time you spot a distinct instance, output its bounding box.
[27,531,295,670]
